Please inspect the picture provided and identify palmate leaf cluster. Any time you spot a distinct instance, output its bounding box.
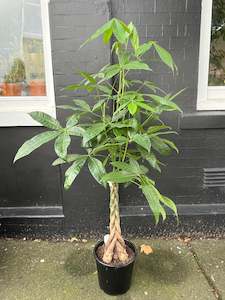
[14,18,182,224]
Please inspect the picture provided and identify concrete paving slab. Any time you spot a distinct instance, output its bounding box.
[191,239,225,299]
[0,239,215,300]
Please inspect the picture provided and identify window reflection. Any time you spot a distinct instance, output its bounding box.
[208,0,225,86]
[0,0,46,96]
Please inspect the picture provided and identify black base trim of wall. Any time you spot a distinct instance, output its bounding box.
[180,111,225,129]
[0,206,64,219]
[120,204,225,217]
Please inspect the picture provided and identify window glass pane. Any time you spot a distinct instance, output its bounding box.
[208,0,225,86]
[0,0,46,97]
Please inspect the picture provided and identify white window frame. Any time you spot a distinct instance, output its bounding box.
[197,0,225,110]
[0,0,56,126]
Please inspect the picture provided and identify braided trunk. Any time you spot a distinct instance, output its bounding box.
[102,182,129,264]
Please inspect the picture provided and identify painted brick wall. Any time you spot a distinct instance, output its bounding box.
[111,0,201,113]
[48,0,112,233]
[48,0,225,233]
[2,0,225,236]
[111,0,225,229]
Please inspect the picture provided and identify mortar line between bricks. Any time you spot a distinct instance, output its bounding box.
[186,242,222,300]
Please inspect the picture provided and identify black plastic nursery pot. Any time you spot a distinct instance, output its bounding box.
[94,240,137,295]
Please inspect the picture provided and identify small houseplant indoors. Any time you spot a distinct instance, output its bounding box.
[14,19,181,295]
[29,74,46,96]
[4,58,26,96]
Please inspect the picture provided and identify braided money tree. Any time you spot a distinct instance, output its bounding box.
[14,18,181,264]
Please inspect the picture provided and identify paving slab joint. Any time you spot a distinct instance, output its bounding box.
[186,241,222,300]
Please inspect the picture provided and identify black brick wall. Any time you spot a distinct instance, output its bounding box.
[2,0,225,236]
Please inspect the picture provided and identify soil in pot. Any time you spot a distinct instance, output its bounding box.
[29,80,46,96]
[94,240,136,295]
[4,83,22,96]
[96,243,135,267]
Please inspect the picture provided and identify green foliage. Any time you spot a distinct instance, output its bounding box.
[64,156,87,190]
[14,18,183,223]
[30,112,62,130]
[4,58,26,83]
[88,157,106,188]
[14,131,59,162]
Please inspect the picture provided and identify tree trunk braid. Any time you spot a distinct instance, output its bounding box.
[102,182,129,264]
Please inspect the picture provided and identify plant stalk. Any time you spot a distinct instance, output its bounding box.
[102,182,129,264]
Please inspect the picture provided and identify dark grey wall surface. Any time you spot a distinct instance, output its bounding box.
[1,0,225,237]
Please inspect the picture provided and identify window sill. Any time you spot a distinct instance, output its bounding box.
[0,106,56,127]
[180,111,225,129]
[197,98,225,111]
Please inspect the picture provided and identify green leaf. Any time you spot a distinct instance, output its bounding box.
[112,160,145,175]
[52,157,67,166]
[132,133,151,152]
[66,114,79,128]
[104,64,121,80]
[57,105,78,111]
[111,161,135,173]
[128,22,139,51]
[52,154,87,166]
[54,133,71,158]
[14,131,59,162]
[102,171,135,183]
[73,99,91,112]
[64,84,90,91]
[103,28,113,44]
[136,42,154,56]
[83,123,106,144]
[147,94,181,112]
[67,126,85,137]
[110,119,137,129]
[147,125,171,135]
[143,81,159,92]
[29,112,61,130]
[128,102,138,115]
[112,19,128,43]
[113,100,130,116]
[92,143,121,154]
[64,157,87,190]
[124,61,151,71]
[167,88,186,102]
[88,157,106,187]
[150,130,177,137]
[136,101,156,113]
[151,136,172,156]
[141,183,163,224]
[154,43,175,71]
[140,164,149,175]
[112,109,128,122]
[163,139,179,153]
[159,205,167,221]
[79,71,96,83]
[114,136,128,143]
[145,152,161,172]
[81,19,114,47]
[92,99,106,112]
[160,195,178,217]
[97,85,112,95]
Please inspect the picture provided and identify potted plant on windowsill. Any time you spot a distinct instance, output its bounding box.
[3,58,26,96]
[28,75,46,96]
[14,19,182,295]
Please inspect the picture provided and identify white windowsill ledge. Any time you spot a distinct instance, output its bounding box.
[197,98,225,111]
[0,106,56,127]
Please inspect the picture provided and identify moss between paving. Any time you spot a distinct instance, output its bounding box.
[191,239,225,299]
[0,239,215,300]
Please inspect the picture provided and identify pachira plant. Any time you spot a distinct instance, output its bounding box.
[14,18,182,265]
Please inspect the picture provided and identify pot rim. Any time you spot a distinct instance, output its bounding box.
[93,239,137,268]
